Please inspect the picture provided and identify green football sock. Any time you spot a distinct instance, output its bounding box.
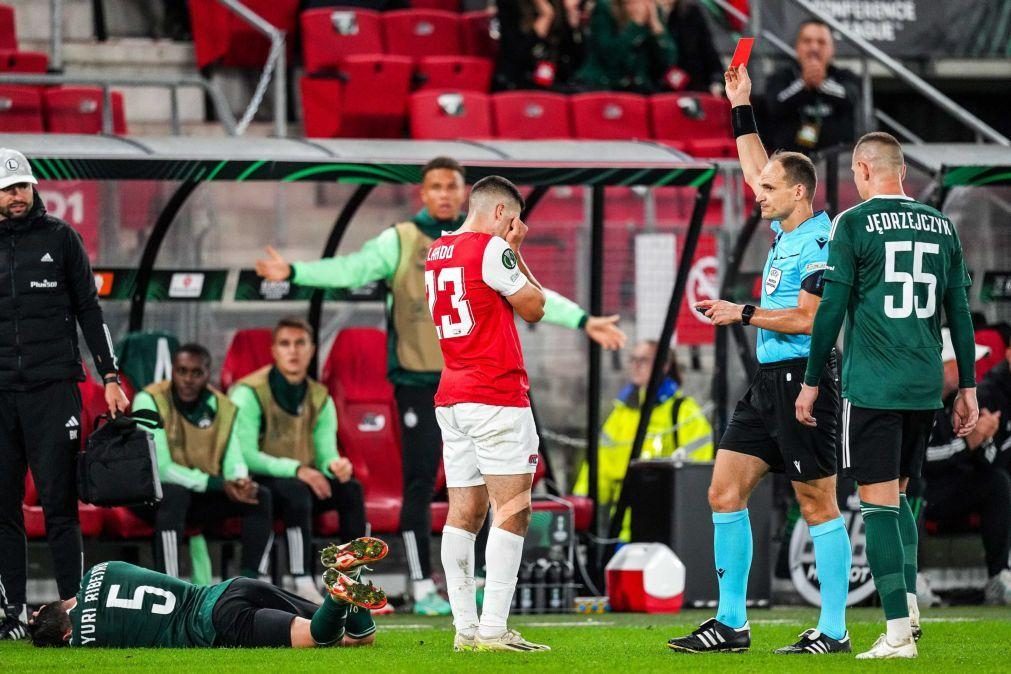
[897,494,919,594]
[310,594,349,646]
[346,606,376,639]
[189,535,212,586]
[861,501,908,620]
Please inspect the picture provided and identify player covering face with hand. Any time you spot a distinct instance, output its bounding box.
[28,537,389,649]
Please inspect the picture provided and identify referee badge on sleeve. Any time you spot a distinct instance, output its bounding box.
[765,267,783,295]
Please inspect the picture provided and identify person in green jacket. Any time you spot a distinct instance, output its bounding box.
[574,339,713,539]
[256,156,626,615]
[229,317,366,605]
[575,0,678,93]
[131,344,274,583]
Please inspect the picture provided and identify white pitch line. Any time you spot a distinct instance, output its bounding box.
[377,616,985,630]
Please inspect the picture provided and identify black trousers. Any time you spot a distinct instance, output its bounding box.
[257,476,366,577]
[926,465,1011,577]
[212,577,319,648]
[133,483,275,578]
[0,381,83,605]
[395,384,442,581]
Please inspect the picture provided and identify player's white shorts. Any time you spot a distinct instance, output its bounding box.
[435,403,540,488]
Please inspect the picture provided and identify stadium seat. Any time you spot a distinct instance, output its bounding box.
[23,472,105,539]
[0,4,16,51]
[188,0,300,69]
[117,330,179,395]
[0,49,48,73]
[220,328,274,391]
[492,91,572,139]
[409,90,491,139]
[321,328,402,533]
[300,8,383,75]
[570,93,650,140]
[410,0,460,10]
[0,85,42,132]
[43,87,127,135]
[299,55,413,138]
[415,55,493,92]
[974,328,1006,381]
[460,11,498,60]
[382,10,462,60]
[650,93,736,157]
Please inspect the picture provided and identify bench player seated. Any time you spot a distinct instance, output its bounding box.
[27,537,388,649]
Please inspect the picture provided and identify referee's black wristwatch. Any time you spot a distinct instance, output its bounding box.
[103,373,121,386]
[741,304,756,326]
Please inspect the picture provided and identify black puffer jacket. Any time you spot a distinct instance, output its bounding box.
[0,190,116,388]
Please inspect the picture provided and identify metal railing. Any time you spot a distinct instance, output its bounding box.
[218,0,288,137]
[0,73,238,136]
[709,0,1010,146]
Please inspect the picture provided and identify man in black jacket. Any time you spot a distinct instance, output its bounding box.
[0,148,129,640]
[978,324,1011,474]
[765,19,860,154]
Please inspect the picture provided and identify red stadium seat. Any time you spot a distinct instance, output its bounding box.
[0,85,42,132]
[411,0,460,10]
[974,328,1006,381]
[24,473,105,539]
[460,11,498,59]
[189,0,300,69]
[409,90,491,139]
[0,4,16,51]
[570,93,650,140]
[300,55,413,138]
[416,55,493,92]
[43,87,127,135]
[382,10,462,59]
[220,328,274,391]
[322,328,403,533]
[492,91,572,139]
[300,8,383,75]
[650,93,736,157]
[0,49,48,73]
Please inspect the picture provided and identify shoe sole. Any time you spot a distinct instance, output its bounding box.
[322,568,388,610]
[321,537,389,572]
[474,644,550,652]
[667,643,749,654]
[773,649,852,655]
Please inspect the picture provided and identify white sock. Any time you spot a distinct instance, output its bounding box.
[886,617,912,644]
[441,526,478,635]
[412,577,436,602]
[906,592,919,623]
[478,527,524,639]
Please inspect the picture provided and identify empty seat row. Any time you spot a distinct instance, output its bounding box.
[302,84,736,156]
[0,86,127,134]
[301,8,496,74]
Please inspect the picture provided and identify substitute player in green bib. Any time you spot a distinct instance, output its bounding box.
[27,538,390,648]
[797,132,979,660]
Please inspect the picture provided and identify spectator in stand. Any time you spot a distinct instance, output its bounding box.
[574,0,678,93]
[765,19,859,154]
[659,0,724,96]
[495,0,586,91]
[978,323,1011,474]
[572,340,713,540]
[923,329,1011,605]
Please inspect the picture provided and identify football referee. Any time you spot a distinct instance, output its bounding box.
[0,149,129,640]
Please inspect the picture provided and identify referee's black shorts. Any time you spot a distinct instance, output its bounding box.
[719,354,840,482]
[840,403,935,485]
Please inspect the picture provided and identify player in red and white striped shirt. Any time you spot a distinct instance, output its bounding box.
[425,176,549,653]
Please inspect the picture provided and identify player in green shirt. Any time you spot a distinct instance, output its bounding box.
[229,317,365,604]
[256,156,627,615]
[796,132,979,660]
[27,537,389,648]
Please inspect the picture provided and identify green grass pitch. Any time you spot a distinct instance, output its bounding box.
[4,606,1009,672]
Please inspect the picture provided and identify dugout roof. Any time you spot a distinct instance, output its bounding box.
[0,134,715,187]
[901,143,1011,188]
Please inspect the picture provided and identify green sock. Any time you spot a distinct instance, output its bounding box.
[897,494,919,595]
[189,535,212,586]
[346,606,376,639]
[310,594,349,646]
[861,501,908,620]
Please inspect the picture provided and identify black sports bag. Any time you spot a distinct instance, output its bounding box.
[78,410,164,507]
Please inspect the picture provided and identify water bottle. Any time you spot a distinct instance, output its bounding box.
[532,558,549,614]
[547,561,563,612]
[561,560,576,612]
[517,561,535,614]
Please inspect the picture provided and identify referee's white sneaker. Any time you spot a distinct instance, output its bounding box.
[855,633,917,659]
[474,628,550,652]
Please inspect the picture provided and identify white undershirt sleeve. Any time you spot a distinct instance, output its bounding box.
[481,236,528,297]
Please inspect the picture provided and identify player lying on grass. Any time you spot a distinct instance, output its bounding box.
[27,537,389,649]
